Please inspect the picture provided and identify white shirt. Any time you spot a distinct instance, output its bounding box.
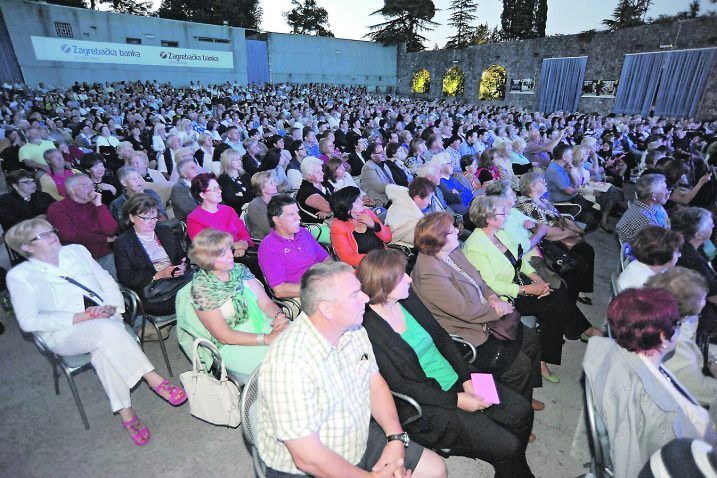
[617,260,658,293]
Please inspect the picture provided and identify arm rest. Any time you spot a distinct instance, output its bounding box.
[390,391,423,426]
[450,334,477,364]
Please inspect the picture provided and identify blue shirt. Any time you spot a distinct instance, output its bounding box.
[458,141,477,159]
[545,161,576,203]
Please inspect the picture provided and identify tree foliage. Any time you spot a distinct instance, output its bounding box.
[500,0,547,40]
[366,0,438,52]
[283,0,334,37]
[653,0,702,24]
[446,0,478,49]
[442,67,465,97]
[479,64,507,100]
[602,0,651,30]
[45,0,152,13]
[411,69,431,94]
[158,0,262,29]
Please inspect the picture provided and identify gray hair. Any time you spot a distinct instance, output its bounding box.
[300,156,323,179]
[417,162,440,178]
[117,165,140,185]
[5,218,53,258]
[64,173,90,192]
[670,207,713,242]
[483,179,512,198]
[519,169,544,196]
[469,194,502,228]
[635,173,667,200]
[42,148,62,161]
[176,158,195,177]
[300,261,355,315]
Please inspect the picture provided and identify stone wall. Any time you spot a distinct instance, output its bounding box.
[397,16,717,119]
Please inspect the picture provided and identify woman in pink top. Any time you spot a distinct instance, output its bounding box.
[187,173,254,258]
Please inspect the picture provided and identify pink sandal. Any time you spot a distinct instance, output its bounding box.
[152,379,188,406]
[122,416,150,446]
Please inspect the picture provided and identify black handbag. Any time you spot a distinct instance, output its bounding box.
[142,266,195,304]
[539,240,579,277]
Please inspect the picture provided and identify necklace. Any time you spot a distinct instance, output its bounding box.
[135,231,156,243]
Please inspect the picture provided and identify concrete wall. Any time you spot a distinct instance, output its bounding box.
[267,33,396,88]
[397,16,717,119]
[0,0,247,87]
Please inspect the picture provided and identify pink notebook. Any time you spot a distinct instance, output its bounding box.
[471,373,500,405]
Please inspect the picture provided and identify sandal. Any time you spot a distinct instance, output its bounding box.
[122,416,150,446]
[153,379,188,406]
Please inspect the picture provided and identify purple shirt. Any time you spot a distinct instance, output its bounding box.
[524,139,551,168]
[258,228,329,289]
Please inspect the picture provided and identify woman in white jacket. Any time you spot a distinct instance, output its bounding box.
[384,177,438,247]
[5,218,186,447]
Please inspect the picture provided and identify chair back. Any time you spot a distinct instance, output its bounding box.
[583,374,614,478]
[619,242,632,272]
[240,368,261,446]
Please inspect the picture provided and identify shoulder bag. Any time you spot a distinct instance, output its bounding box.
[142,266,195,304]
[179,338,241,428]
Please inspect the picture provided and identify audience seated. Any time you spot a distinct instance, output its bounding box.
[296,156,333,241]
[114,194,185,316]
[257,195,330,301]
[432,152,472,215]
[647,268,717,408]
[358,249,535,476]
[384,178,436,247]
[617,226,683,292]
[216,148,254,217]
[177,229,288,382]
[5,218,186,446]
[384,142,413,187]
[360,142,395,205]
[329,186,391,267]
[110,166,167,228]
[47,173,119,278]
[39,148,80,200]
[245,171,276,240]
[18,127,53,172]
[616,173,670,244]
[0,169,54,233]
[169,158,200,223]
[256,260,446,478]
[79,153,120,206]
[577,288,715,478]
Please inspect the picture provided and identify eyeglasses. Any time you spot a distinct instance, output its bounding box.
[136,215,159,222]
[28,228,58,243]
[204,187,222,193]
[494,213,507,216]
[18,180,35,185]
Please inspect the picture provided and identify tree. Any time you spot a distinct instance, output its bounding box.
[283,0,334,37]
[158,0,262,29]
[45,0,152,14]
[602,0,652,30]
[653,0,702,23]
[500,0,548,40]
[446,0,479,49]
[366,0,438,52]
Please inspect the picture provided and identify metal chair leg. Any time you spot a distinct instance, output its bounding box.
[52,360,61,395]
[150,319,173,377]
[60,365,90,430]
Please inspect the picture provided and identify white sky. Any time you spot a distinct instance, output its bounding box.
[148,0,715,47]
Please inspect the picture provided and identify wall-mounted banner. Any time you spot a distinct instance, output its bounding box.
[31,36,234,69]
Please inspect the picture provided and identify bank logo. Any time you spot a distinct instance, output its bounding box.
[160,51,168,59]
[61,44,71,53]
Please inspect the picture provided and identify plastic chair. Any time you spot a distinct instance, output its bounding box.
[582,374,614,478]
[240,369,266,478]
[122,287,176,376]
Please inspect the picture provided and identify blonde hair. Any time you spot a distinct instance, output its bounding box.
[251,170,274,195]
[188,229,234,270]
[572,145,590,168]
[512,137,526,152]
[220,148,243,175]
[198,132,213,145]
[5,218,53,258]
[173,147,192,165]
[127,150,149,166]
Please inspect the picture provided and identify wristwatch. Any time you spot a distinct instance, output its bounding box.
[386,432,410,448]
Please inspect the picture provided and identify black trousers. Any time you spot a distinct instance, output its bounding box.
[564,241,595,295]
[450,382,535,478]
[514,286,591,364]
[473,325,542,399]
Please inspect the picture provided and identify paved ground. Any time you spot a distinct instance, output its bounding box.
[0,225,619,478]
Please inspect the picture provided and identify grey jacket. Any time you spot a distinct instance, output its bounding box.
[572,337,715,478]
[360,160,394,205]
[169,180,198,223]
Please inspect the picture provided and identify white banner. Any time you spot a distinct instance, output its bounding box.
[31,36,234,69]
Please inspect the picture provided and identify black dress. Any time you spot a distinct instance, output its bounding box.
[217,172,254,215]
[0,189,55,232]
[296,180,333,224]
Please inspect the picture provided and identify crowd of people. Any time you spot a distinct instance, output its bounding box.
[1,79,717,477]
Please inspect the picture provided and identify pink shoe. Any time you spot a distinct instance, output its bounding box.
[122,416,150,446]
[152,379,188,406]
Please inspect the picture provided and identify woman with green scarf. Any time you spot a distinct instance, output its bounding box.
[178,228,289,381]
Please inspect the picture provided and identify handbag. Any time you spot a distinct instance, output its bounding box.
[485,310,521,341]
[179,338,241,428]
[142,266,195,304]
[539,240,579,277]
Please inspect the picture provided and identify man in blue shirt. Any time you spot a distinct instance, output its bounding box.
[545,143,600,231]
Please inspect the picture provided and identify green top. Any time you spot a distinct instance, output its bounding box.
[400,306,458,391]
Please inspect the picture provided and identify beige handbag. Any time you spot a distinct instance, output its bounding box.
[179,338,241,428]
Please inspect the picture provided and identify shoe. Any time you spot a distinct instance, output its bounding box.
[576,296,593,305]
[122,416,150,446]
[528,433,536,443]
[531,399,545,411]
[542,372,560,384]
[152,379,188,406]
[580,327,604,343]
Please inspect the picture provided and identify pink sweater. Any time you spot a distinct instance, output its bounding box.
[187,204,254,245]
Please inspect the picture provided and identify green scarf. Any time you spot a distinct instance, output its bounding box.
[190,264,265,334]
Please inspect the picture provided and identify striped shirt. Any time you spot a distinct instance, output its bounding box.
[257,314,378,474]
